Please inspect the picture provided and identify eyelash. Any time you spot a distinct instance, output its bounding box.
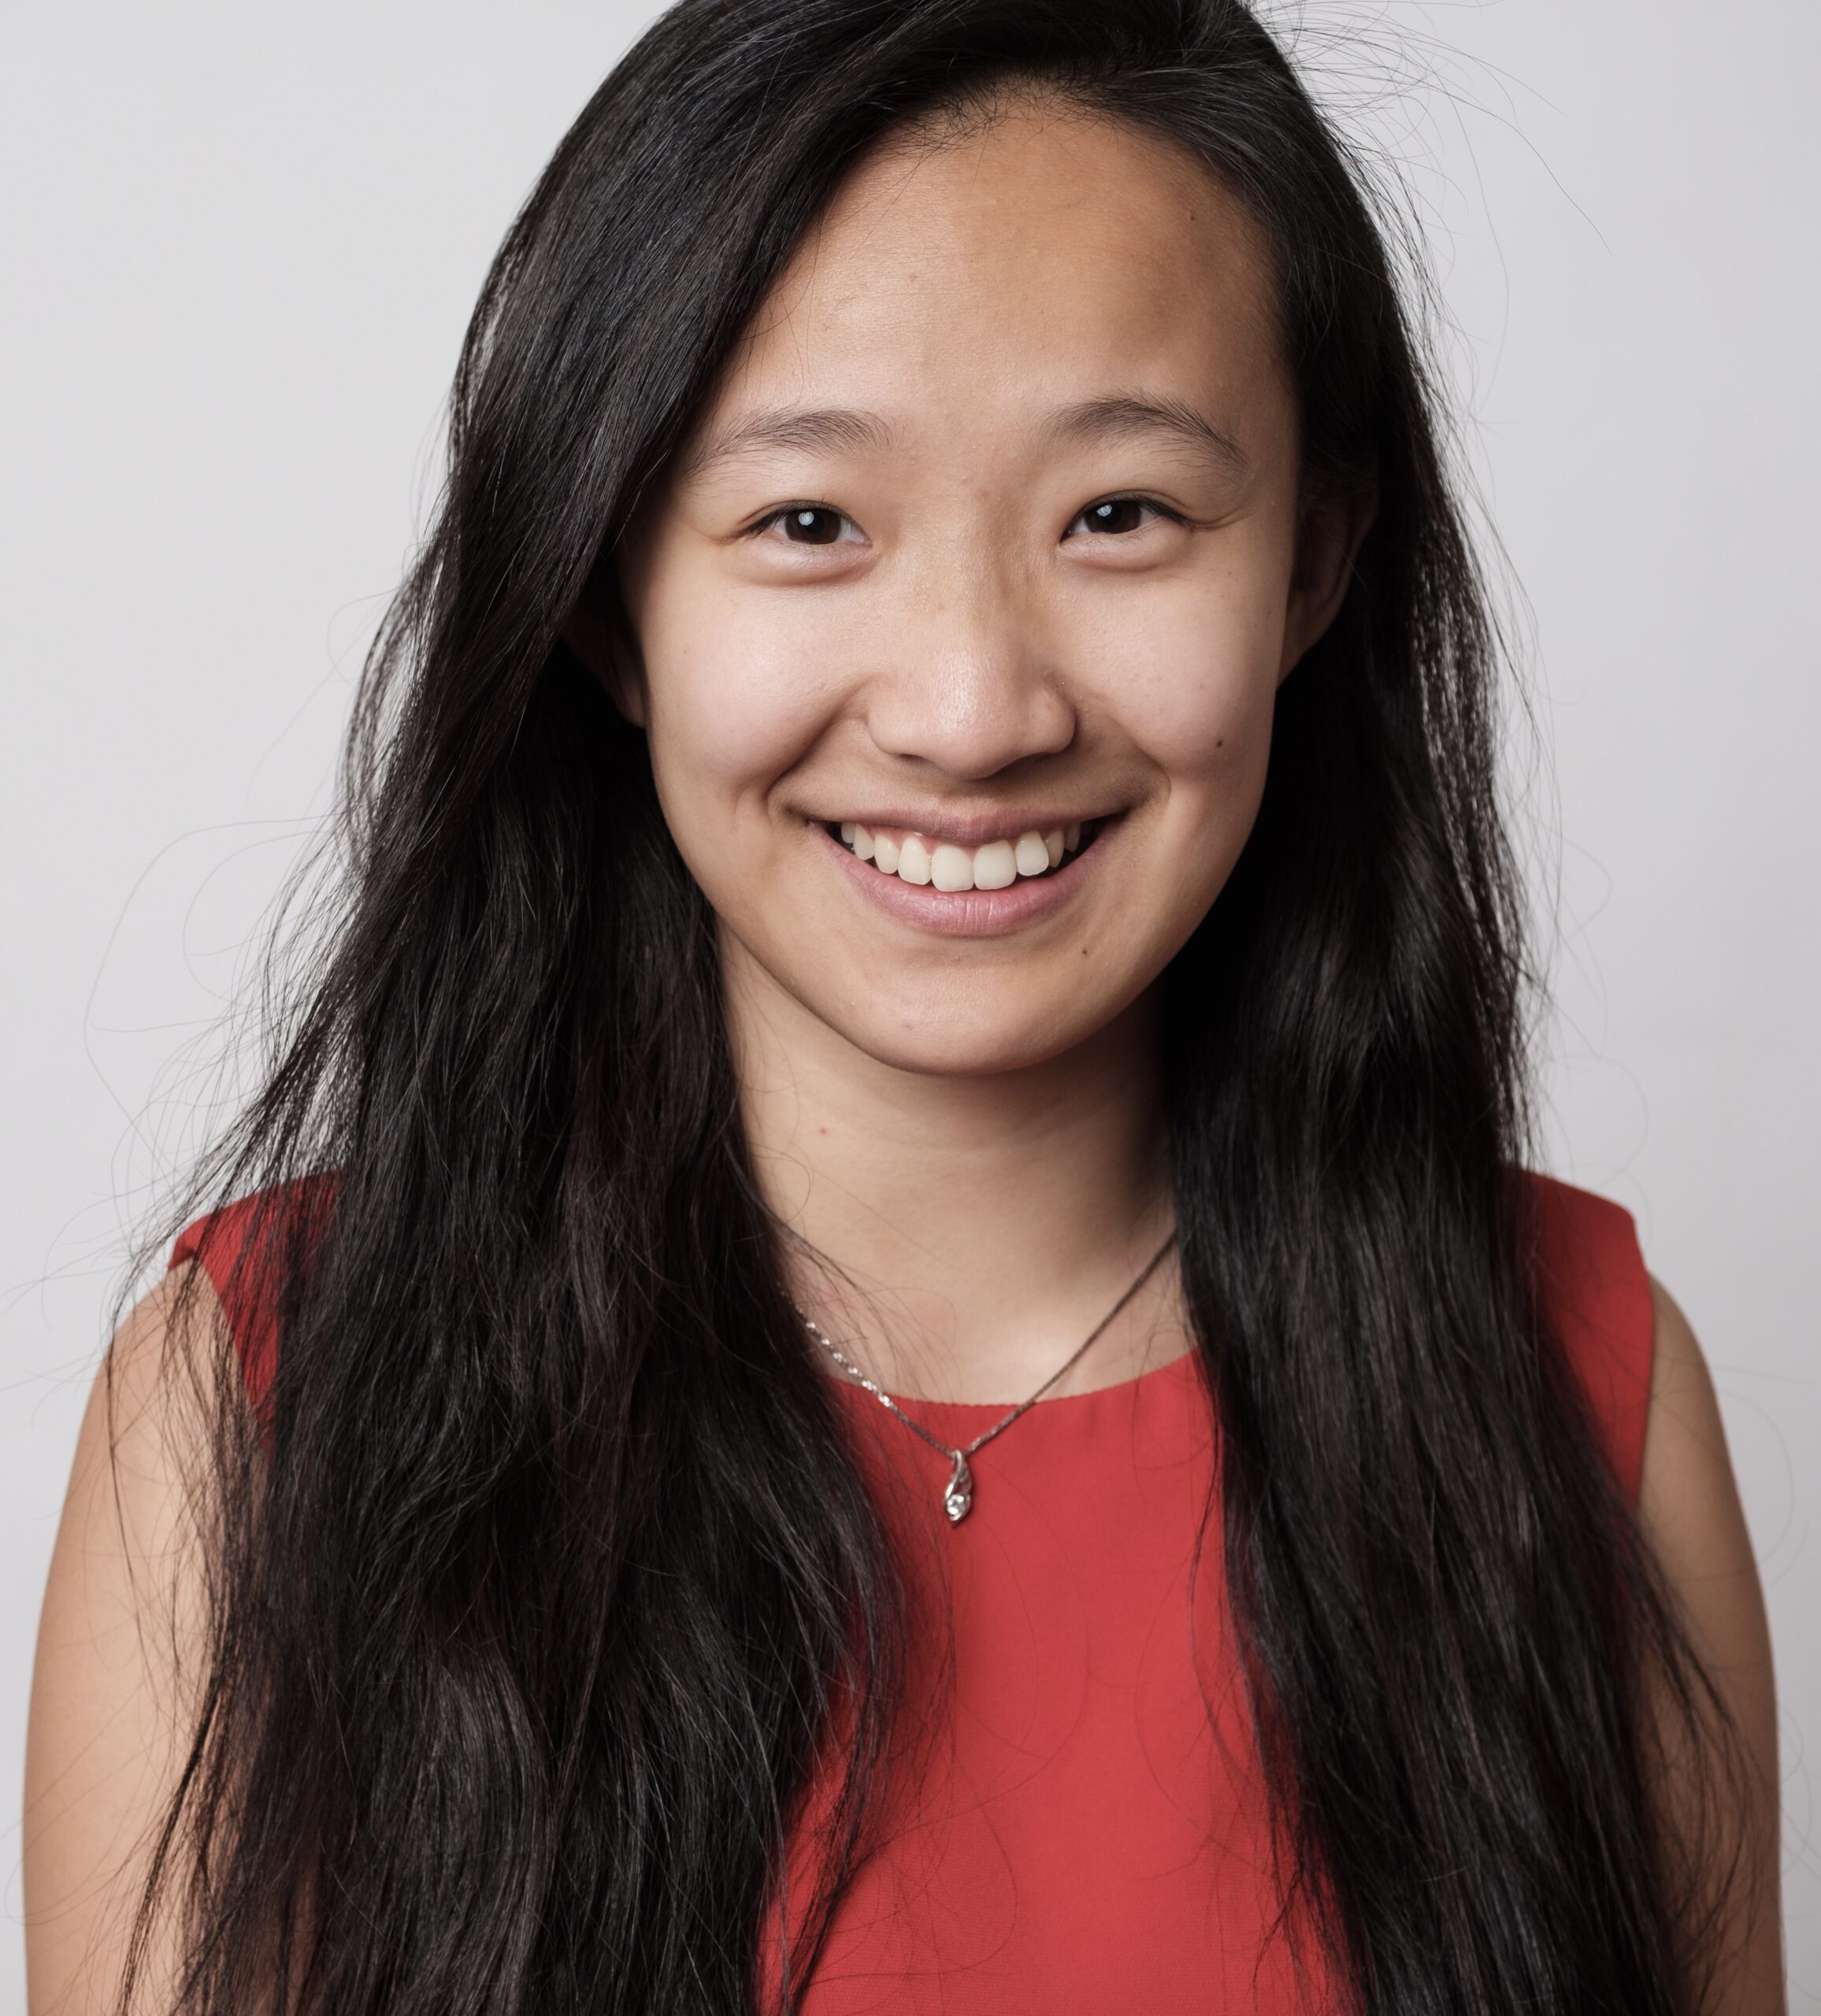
[1065,495,1182,538]
[747,495,1185,544]
[747,504,858,545]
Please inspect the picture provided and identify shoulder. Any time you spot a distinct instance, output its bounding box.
[1523,1183,1782,2007]
[24,1265,231,2010]
[1636,1277,1785,2012]
[28,1191,328,2009]
[1636,1277,1771,1683]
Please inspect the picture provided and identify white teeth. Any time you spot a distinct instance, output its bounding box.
[931,843,974,892]
[843,821,1090,888]
[974,839,1017,889]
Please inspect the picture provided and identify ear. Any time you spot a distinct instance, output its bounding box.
[562,571,648,728]
[1278,480,1378,684]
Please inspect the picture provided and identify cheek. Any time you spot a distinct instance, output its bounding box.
[637,571,847,814]
[1084,569,1285,800]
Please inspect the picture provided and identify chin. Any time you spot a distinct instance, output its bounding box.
[824,991,1124,1080]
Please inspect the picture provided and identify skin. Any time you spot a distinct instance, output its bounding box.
[25,98,1782,2014]
[26,1273,216,2016]
[610,102,1363,1401]
[1643,1281,1785,2010]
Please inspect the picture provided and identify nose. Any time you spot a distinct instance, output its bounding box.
[865,558,1076,780]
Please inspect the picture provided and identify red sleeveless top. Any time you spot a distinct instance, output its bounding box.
[172,1173,1655,2014]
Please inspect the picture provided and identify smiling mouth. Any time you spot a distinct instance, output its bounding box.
[828,819,1104,891]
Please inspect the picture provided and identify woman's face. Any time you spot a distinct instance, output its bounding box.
[615,102,1356,1077]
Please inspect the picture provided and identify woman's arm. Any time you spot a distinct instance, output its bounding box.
[1638,1276,1784,2014]
[24,1267,221,2015]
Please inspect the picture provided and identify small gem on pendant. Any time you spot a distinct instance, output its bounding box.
[943,1451,974,1524]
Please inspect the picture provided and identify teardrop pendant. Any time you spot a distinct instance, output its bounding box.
[943,1450,974,1524]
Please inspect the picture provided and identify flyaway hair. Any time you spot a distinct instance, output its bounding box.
[130,2,1741,2011]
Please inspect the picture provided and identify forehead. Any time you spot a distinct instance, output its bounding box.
[703,99,1287,443]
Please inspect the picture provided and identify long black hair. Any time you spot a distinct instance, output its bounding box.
[132,2,1738,2010]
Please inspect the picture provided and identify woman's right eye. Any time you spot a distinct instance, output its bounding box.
[759,505,859,547]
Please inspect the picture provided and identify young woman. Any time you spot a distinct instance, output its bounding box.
[24,2,1782,2010]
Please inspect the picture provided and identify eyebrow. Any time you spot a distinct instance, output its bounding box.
[679,391,1249,482]
[680,406,893,480]
[1043,395,1250,478]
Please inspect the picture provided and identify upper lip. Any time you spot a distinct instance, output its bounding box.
[811,809,1118,847]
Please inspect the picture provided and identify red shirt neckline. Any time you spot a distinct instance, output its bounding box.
[821,1335,1202,1430]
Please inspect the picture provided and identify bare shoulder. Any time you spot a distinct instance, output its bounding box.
[1637,1274,1785,2014]
[1639,1277,1775,1685]
[24,1263,230,2016]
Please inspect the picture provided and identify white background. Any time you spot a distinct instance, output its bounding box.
[2,1,1815,2005]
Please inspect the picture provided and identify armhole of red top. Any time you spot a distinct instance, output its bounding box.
[1520,1171,1658,1504]
[168,1177,335,1428]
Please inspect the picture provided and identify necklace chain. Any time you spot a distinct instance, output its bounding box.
[800,1233,1178,1526]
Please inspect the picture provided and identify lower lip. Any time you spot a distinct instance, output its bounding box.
[818,822,1110,937]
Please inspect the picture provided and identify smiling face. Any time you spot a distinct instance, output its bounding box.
[610,98,1357,1078]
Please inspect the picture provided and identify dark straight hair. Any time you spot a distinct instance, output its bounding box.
[134,2,1736,2010]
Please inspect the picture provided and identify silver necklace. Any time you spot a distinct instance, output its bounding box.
[800,1233,1178,1526]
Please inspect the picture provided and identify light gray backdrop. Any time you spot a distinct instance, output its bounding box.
[3,2,1815,2006]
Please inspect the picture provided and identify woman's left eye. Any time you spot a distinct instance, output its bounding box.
[1066,497,1171,538]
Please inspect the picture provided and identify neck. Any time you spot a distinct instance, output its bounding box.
[725,938,1185,1405]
